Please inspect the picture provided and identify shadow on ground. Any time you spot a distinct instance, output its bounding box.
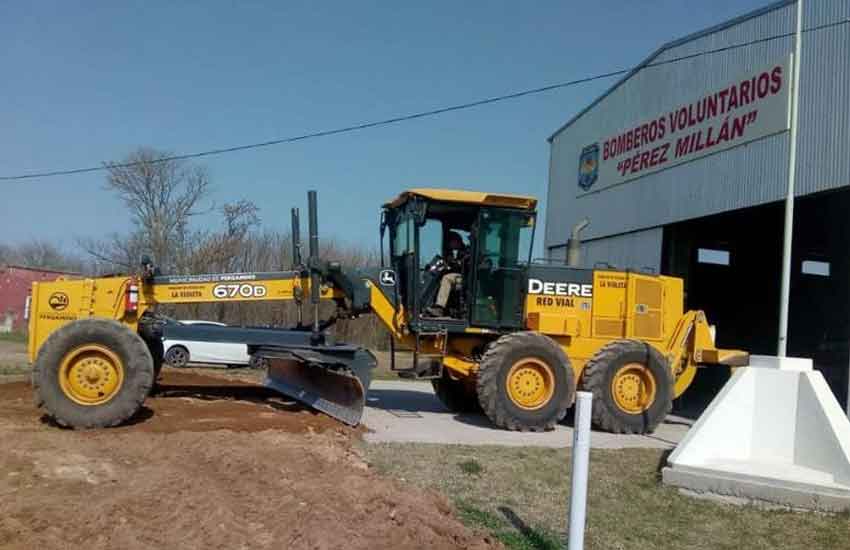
[366,388,447,414]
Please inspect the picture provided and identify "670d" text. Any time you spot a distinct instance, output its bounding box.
[212,284,268,299]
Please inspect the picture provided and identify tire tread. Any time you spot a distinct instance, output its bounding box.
[32,318,154,429]
[579,339,672,434]
[476,331,574,432]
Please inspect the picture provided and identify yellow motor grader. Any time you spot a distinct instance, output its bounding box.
[26,189,747,432]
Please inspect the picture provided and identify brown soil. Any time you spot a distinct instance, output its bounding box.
[0,369,497,550]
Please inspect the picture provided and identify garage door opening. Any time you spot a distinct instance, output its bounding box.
[662,189,850,414]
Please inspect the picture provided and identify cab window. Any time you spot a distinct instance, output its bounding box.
[472,209,534,327]
[418,219,443,268]
[392,216,414,256]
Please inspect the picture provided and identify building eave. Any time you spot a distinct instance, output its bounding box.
[547,0,795,143]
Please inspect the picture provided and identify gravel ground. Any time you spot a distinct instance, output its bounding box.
[0,369,497,550]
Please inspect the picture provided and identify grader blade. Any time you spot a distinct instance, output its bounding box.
[257,345,375,426]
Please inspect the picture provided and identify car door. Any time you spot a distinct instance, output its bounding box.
[217,342,250,365]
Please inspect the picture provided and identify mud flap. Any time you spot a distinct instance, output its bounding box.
[256,345,376,426]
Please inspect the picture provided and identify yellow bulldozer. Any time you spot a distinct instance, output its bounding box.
[26,188,747,433]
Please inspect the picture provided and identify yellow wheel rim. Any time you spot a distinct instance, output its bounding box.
[611,362,657,414]
[58,344,124,406]
[506,358,555,411]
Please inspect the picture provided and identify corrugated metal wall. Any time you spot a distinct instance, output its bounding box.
[581,228,663,272]
[797,0,850,197]
[545,0,850,254]
[544,228,662,271]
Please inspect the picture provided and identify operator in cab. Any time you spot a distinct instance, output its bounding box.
[426,231,469,318]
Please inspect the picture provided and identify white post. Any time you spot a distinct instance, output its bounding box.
[777,0,804,357]
[568,391,592,550]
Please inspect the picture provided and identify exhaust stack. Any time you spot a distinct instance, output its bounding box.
[291,207,302,268]
[567,218,590,267]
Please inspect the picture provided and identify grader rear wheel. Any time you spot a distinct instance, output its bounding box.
[506,358,556,411]
[32,318,154,429]
[579,339,672,434]
[476,332,575,431]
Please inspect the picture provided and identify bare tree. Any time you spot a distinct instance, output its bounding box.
[222,200,260,238]
[103,148,211,271]
[0,240,85,272]
[69,146,387,347]
[76,232,145,274]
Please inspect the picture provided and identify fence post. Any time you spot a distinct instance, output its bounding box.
[568,391,593,550]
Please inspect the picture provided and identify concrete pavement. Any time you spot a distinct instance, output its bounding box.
[363,380,692,449]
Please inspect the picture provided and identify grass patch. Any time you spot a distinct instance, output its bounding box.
[365,443,850,550]
[457,502,561,550]
[0,332,27,343]
[458,458,483,476]
[0,364,31,376]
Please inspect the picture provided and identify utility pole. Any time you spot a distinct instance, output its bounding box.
[777,0,803,357]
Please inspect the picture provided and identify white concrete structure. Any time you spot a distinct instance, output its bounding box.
[663,356,850,511]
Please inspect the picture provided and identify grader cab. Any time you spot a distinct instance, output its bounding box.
[26,188,748,433]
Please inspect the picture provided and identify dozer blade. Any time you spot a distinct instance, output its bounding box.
[256,345,376,426]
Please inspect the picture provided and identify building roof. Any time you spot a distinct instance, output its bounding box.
[384,188,537,210]
[547,0,794,142]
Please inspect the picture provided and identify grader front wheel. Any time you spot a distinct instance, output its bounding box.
[57,344,125,406]
[476,332,575,432]
[32,318,154,429]
[580,339,672,434]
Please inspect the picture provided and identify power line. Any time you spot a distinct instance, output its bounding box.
[2,17,847,182]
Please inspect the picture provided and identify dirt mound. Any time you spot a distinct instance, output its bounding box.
[0,370,355,435]
[0,374,497,550]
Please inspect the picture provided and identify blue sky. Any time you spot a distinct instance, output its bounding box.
[1,0,769,257]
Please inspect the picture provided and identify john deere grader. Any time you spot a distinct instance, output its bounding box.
[27,189,747,433]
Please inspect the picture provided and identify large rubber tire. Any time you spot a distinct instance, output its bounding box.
[476,332,575,431]
[431,370,480,413]
[579,339,673,434]
[165,345,190,368]
[32,318,154,429]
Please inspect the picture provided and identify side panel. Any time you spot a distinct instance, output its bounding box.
[592,270,628,339]
[524,266,594,338]
[27,276,131,362]
[626,273,665,342]
[146,271,338,304]
[661,275,685,341]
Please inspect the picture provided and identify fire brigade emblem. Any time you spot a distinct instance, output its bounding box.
[578,143,600,191]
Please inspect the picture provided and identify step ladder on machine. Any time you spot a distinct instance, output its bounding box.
[389,326,446,379]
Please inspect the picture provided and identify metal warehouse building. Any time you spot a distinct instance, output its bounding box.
[544,0,850,410]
